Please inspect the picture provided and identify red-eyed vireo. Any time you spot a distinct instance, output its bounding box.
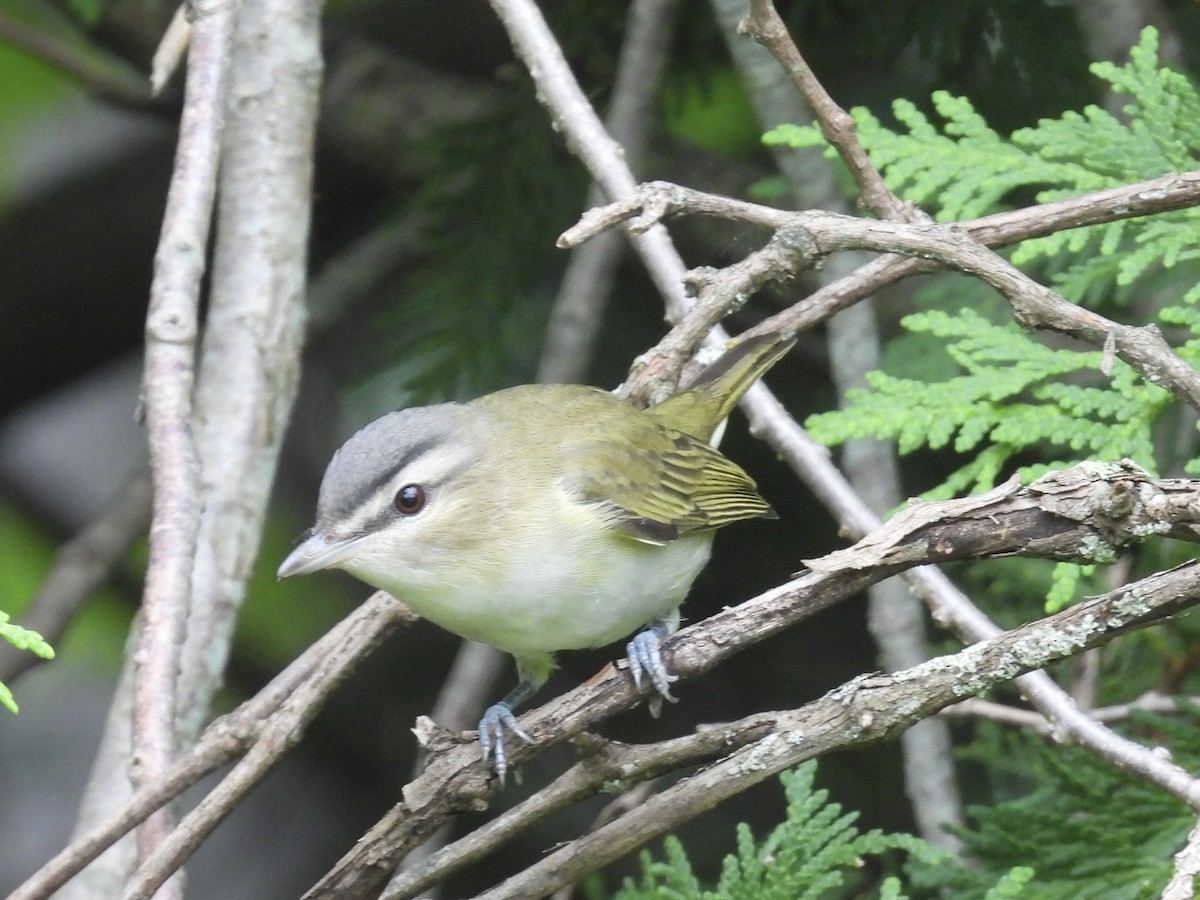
[278,332,794,779]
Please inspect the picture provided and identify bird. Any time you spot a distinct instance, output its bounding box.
[278,331,794,779]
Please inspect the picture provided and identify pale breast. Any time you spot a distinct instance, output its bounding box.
[389,523,714,656]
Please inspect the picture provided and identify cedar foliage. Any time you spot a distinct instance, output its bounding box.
[620,27,1200,897]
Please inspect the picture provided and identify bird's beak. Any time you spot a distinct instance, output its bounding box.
[277,530,366,579]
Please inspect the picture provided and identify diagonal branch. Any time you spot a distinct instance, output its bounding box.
[537,0,681,385]
[8,592,414,900]
[0,470,150,685]
[478,558,1200,898]
[741,0,911,221]
[484,0,691,332]
[381,720,776,900]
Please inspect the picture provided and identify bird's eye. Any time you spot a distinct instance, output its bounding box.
[394,484,426,515]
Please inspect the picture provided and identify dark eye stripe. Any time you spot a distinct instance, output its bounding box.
[355,435,442,507]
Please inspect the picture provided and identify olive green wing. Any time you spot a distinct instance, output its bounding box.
[564,426,775,546]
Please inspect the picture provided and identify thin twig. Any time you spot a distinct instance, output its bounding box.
[151,4,191,96]
[0,10,155,107]
[486,0,698,403]
[474,560,1200,898]
[9,591,414,900]
[133,0,239,876]
[564,181,1200,413]
[0,470,150,685]
[745,169,1200,341]
[741,0,910,221]
[537,0,681,384]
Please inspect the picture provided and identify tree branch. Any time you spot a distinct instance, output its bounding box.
[175,0,321,745]
[745,169,1200,341]
[132,0,239,877]
[0,470,150,685]
[485,0,691,339]
[381,720,775,900]
[563,180,1200,413]
[537,0,680,386]
[740,0,911,221]
[476,558,1200,898]
[8,592,414,900]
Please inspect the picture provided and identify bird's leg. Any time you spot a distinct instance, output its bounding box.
[477,654,551,782]
[625,607,681,709]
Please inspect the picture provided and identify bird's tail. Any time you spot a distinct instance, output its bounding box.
[648,331,796,439]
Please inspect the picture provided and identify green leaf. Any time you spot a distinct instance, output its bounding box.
[0,681,17,714]
[0,610,55,659]
[0,609,55,715]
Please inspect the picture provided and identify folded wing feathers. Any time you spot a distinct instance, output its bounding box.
[576,429,773,542]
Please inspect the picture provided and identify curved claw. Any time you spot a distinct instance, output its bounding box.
[478,701,532,783]
[625,629,679,702]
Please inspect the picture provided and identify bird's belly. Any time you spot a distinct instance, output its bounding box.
[390,533,713,656]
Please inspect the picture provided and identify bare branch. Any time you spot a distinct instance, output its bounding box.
[150,4,190,96]
[564,169,1200,368]
[566,180,1200,413]
[745,169,1200,341]
[1164,817,1200,900]
[537,0,681,385]
[176,0,320,744]
[740,0,911,221]
[381,722,772,900]
[9,592,414,900]
[476,559,1200,898]
[487,0,715,407]
[0,470,150,685]
[486,0,690,329]
[133,0,240,873]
